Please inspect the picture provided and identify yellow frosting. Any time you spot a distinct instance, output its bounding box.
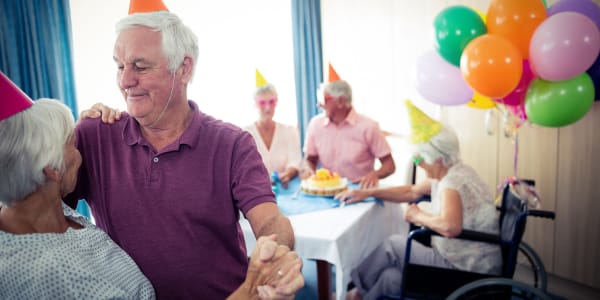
[307,168,342,188]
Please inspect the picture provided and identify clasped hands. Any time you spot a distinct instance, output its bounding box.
[237,234,304,300]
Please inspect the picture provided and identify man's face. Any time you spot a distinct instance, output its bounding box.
[318,92,343,118]
[113,27,179,126]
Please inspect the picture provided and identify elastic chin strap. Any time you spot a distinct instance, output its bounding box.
[147,71,177,129]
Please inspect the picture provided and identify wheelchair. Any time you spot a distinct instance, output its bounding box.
[378,178,555,300]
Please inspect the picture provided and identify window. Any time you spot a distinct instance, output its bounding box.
[70,0,297,128]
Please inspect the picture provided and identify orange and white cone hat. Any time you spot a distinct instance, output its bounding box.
[128,0,169,14]
[256,68,268,88]
[405,100,442,144]
[0,72,34,121]
[328,63,341,82]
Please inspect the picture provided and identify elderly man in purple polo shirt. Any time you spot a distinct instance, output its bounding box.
[302,80,396,189]
[66,6,302,300]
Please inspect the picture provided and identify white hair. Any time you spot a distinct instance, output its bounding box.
[254,83,278,100]
[322,80,352,104]
[0,99,74,207]
[414,125,460,167]
[116,11,199,78]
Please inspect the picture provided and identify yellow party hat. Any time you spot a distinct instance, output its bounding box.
[256,68,268,87]
[128,0,169,14]
[405,100,443,144]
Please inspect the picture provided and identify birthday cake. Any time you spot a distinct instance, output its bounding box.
[300,168,348,196]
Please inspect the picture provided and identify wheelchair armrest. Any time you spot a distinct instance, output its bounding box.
[527,209,555,220]
[408,227,502,246]
[414,195,431,204]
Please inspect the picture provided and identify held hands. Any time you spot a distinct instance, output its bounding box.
[353,171,379,189]
[78,103,121,124]
[242,235,304,300]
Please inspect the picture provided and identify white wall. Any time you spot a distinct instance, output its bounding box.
[70,0,297,128]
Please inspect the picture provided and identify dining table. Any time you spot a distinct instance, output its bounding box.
[239,177,408,300]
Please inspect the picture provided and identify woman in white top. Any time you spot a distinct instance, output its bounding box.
[245,83,302,188]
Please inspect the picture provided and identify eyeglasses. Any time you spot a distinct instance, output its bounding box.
[257,98,277,107]
[413,156,424,166]
[317,95,336,106]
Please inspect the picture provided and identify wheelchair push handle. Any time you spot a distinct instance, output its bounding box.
[527,209,555,220]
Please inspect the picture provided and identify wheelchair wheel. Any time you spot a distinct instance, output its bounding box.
[446,278,552,300]
[514,241,548,291]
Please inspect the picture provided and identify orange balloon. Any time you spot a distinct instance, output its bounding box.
[487,0,546,59]
[460,34,523,99]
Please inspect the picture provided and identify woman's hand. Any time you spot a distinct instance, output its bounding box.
[334,189,370,204]
[78,103,121,124]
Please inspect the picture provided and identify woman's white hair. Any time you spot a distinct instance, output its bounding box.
[254,83,278,100]
[0,99,74,207]
[116,11,199,78]
[322,80,352,104]
[414,125,460,167]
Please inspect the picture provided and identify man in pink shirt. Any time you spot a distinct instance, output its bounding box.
[302,80,396,188]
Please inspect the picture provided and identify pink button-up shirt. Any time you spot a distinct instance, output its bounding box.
[303,108,392,181]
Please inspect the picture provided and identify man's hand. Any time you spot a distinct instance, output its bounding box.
[78,103,121,124]
[232,235,304,300]
[354,171,379,189]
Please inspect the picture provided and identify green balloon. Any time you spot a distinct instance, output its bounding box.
[434,5,487,66]
[525,73,595,127]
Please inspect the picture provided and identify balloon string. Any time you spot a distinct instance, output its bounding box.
[513,132,519,177]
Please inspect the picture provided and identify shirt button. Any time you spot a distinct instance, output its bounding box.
[153,157,159,163]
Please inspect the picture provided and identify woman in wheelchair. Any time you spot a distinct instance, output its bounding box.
[335,101,502,300]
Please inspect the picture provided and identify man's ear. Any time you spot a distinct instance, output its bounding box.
[180,56,194,83]
[43,166,62,182]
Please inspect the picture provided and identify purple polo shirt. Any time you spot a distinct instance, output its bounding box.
[65,101,275,299]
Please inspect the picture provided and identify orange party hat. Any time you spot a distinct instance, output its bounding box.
[256,68,268,88]
[0,72,34,121]
[405,100,442,144]
[328,63,341,82]
[129,0,169,14]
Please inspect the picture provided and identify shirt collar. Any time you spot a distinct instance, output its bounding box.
[322,107,357,127]
[122,100,201,149]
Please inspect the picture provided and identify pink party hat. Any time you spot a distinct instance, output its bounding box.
[0,72,34,121]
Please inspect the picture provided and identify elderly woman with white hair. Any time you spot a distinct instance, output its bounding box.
[335,101,502,300]
[0,96,156,299]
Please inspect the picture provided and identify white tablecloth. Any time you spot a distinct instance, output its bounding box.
[240,201,407,300]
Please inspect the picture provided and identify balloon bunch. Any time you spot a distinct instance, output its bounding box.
[416,0,600,129]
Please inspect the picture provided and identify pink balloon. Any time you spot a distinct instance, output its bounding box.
[498,60,535,106]
[530,12,600,81]
[509,101,528,121]
[415,50,473,105]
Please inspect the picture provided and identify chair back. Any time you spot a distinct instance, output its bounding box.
[498,179,534,277]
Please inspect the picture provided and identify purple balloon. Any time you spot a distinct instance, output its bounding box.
[548,0,600,31]
[415,50,473,105]
[530,12,600,81]
[587,54,600,100]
